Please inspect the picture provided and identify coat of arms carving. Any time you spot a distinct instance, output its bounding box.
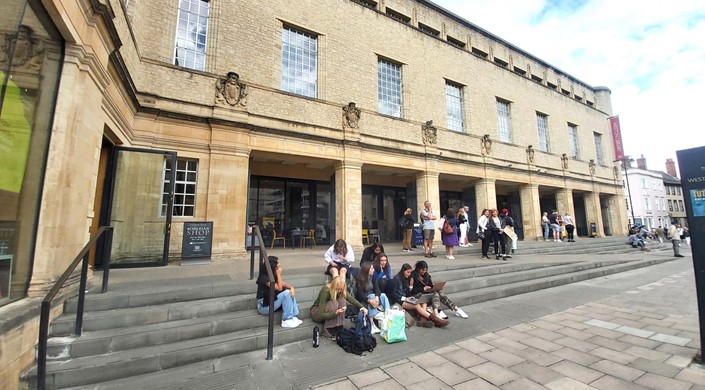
[342,102,360,128]
[0,25,44,70]
[215,72,247,107]
[480,134,492,155]
[561,153,569,170]
[422,120,437,145]
[589,159,596,176]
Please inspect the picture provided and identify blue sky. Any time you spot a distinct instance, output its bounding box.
[434,0,705,175]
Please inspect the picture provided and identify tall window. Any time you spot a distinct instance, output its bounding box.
[678,200,684,211]
[668,200,673,211]
[536,113,549,152]
[281,26,318,98]
[496,99,512,142]
[644,197,651,210]
[163,158,198,217]
[378,59,402,117]
[568,124,579,159]
[174,0,209,71]
[641,178,648,189]
[445,82,464,132]
[594,132,604,164]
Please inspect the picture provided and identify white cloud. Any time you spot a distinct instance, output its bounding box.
[434,0,705,174]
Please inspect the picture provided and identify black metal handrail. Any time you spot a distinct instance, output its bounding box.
[37,226,114,390]
[248,225,276,360]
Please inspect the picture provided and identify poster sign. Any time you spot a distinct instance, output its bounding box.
[182,222,213,259]
[609,116,625,161]
[676,146,705,361]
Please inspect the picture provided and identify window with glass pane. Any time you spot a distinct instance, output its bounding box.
[568,124,579,159]
[496,99,512,142]
[378,59,402,117]
[174,0,209,71]
[162,158,198,217]
[445,82,464,131]
[594,132,604,164]
[537,113,549,152]
[281,27,317,98]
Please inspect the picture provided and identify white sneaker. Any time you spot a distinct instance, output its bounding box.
[455,308,469,319]
[281,318,300,328]
[370,323,381,334]
[291,317,303,325]
[374,311,385,321]
[447,255,455,260]
[438,311,448,319]
[467,243,473,246]
[546,239,551,241]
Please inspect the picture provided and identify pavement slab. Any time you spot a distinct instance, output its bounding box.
[634,372,693,390]
[468,361,521,386]
[545,377,600,390]
[548,360,604,384]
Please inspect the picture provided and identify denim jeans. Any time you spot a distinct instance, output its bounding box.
[257,289,299,321]
[366,293,390,318]
[543,223,549,240]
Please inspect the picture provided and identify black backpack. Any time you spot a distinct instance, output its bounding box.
[336,311,377,355]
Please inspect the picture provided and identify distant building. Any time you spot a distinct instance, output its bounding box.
[663,159,687,227]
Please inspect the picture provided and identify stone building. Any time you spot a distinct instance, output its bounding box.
[664,159,687,228]
[0,0,628,385]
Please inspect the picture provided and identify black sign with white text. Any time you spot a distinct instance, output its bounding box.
[181,222,213,259]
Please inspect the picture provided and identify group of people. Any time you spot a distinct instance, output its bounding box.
[631,221,690,257]
[541,211,576,243]
[475,208,519,260]
[255,239,469,341]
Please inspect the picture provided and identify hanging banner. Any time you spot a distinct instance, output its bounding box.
[609,116,625,161]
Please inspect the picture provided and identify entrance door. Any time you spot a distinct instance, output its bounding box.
[105,147,176,267]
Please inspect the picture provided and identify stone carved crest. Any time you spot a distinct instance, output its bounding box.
[589,159,596,176]
[526,145,535,164]
[561,153,569,170]
[480,134,492,156]
[422,120,437,145]
[0,25,44,70]
[342,102,361,128]
[613,165,620,180]
[215,72,248,107]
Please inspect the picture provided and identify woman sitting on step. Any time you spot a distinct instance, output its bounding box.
[410,260,468,320]
[389,263,449,328]
[355,259,391,334]
[255,256,302,328]
[372,252,394,295]
[310,275,367,339]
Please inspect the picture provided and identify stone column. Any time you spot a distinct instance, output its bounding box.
[606,194,628,236]
[474,179,497,217]
[335,161,363,247]
[206,146,251,259]
[584,192,605,237]
[520,184,542,240]
[415,171,440,245]
[556,187,574,215]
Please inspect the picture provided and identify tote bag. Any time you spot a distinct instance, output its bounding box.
[381,307,407,343]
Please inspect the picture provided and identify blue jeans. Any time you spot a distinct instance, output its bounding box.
[257,289,299,321]
[543,224,549,240]
[366,293,390,318]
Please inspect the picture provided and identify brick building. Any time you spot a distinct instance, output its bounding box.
[1,0,628,385]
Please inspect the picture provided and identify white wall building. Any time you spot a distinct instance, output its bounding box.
[623,156,669,230]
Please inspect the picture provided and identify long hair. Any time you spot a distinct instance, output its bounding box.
[327,275,347,302]
[396,263,412,282]
[369,242,385,255]
[445,208,455,219]
[373,252,389,273]
[357,261,372,292]
[414,260,428,273]
[333,239,347,256]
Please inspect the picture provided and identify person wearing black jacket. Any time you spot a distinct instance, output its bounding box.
[389,263,448,327]
[360,242,385,266]
[355,260,390,334]
[401,208,415,252]
[411,261,468,319]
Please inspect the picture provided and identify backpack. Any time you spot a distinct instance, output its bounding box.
[399,217,406,229]
[336,311,377,355]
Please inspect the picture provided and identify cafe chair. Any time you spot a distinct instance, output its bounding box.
[271,231,285,249]
[300,229,316,248]
[369,228,381,243]
[362,229,370,245]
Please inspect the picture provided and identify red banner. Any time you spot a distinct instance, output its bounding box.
[609,116,625,161]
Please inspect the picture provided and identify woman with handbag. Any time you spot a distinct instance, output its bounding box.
[439,208,459,259]
[477,209,491,259]
[389,263,449,328]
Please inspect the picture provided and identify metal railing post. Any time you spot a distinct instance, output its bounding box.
[101,228,113,293]
[37,301,50,390]
[250,235,255,280]
[74,253,90,336]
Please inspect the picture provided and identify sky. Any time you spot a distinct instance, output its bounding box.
[433,0,705,175]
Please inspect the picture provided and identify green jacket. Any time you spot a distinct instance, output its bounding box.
[315,285,363,320]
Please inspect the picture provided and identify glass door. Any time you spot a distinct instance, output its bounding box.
[106,147,176,267]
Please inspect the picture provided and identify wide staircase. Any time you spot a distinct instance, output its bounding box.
[21,237,675,389]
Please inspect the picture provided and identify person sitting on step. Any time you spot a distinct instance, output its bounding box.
[410,260,468,319]
[310,275,367,339]
[323,239,355,279]
[255,256,302,328]
[360,242,385,267]
[389,263,449,328]
[355,260,390,334]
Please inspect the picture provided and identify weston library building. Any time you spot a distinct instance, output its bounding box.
[1,0,628,383]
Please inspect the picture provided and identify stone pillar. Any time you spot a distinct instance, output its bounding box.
[556,187,574,216]
[584,192,605,237]
[520,184,542,240]
[606,194,628,236]
[206,146,250,259]
[415,171,440,245]
[335,161,363,247]
[474,179,497,217]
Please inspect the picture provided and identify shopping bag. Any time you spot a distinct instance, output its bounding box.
[381,307,407,343]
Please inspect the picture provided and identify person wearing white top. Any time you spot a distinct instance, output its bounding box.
[542,212,550,241]
[563,213,575,242]
[477,209,491,259]
[324,239,355,279]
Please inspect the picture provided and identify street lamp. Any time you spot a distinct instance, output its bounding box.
[619,156,637,226]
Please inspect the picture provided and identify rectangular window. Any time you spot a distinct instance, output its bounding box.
[163,158,198,217]
[666,186,671,195]
[352,0,377,8]
[281,26,318,98]
[668,200,673,211]
[471,47,488,58]
[386,8,410,23]
[378,59,402,117]
[568,123,579,159]
[536,113,549,152]
[496,99,512,143]
[174,0,210,71]
[656,198,660,211]
[641,178,647,189]
[626,198,630,210]
[678,200,684,211]
[447,36,466,49]
[644,197,651,210]
[445,82,464,132]
[677,187,681,195]
[494,58,508,68]
[594,132,604,164]
[419,23,440,37]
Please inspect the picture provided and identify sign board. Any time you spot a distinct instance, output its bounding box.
[676,146,705,360]
[181,221,213,259]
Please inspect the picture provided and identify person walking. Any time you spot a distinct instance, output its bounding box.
[563,212,575,242]
[655,225,665,243]
[420,201,438,258]
[668,221,684,258]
